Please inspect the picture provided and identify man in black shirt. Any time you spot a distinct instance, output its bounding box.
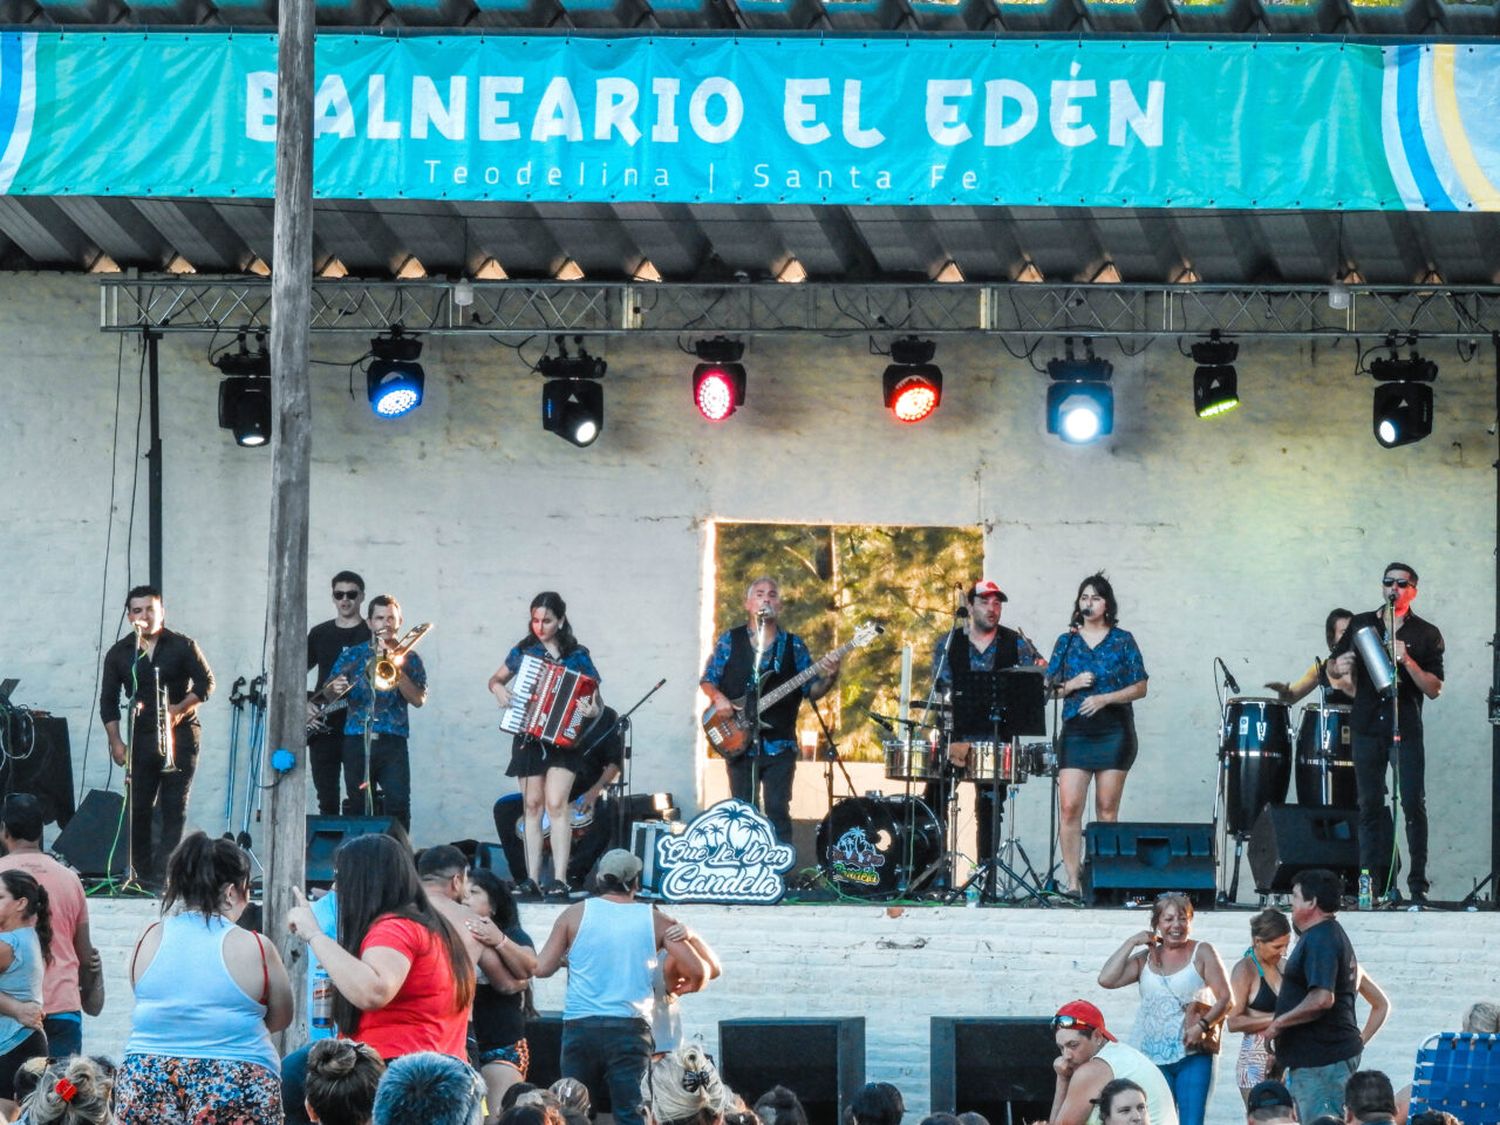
[306,571,371,816]
[1266,869,1363,1123]
[99,585,215,884]
[1327,562,1444,901]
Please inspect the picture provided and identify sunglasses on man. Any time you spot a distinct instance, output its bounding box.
[334,590,362,601]
[1382,577,1413,589]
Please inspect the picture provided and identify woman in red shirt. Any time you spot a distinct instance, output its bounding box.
[288,835,475,1060]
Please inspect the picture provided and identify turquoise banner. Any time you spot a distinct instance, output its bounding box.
[0,31,1496,209]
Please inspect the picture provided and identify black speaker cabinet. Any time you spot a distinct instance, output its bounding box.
[305,815,399,885]
[1083,822,1217,908]
[52,789,127,877]
[931,1017,1056,1122]
[525,1011,566,1094]
[719,1017,865,1125]
[1248,804,1360,893]
[0,715,75,828]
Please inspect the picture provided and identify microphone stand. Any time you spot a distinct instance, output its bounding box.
[580,677,666,851]
[745,615,769,818]
[1214,659,1247,903]
[915,595,965,898]
[1049,624,1081,897]
[1383,599,1404,904]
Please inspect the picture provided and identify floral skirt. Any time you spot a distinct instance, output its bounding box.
[115,1053,283,1125]
[1237,1031,1274,1089]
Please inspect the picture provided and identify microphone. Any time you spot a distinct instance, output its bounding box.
[866,711,896,733]
[1216,657,1241,695]
[756,607,771,620]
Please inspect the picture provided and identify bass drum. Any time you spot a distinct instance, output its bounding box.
[816,795,941,899]
[1295,704,1357,809]
[1221,697,1292,836]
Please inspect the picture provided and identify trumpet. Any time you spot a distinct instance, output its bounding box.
[371,622,433,693]
[157,670,178,774]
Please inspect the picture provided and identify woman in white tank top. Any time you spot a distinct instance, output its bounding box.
[1097,893,1232,1125]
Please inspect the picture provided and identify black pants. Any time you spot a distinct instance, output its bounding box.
[341,733,411,830]
[0,1029,46,1100]
[1353,725,1428,894]
[923,776,1002,864]
[307,727,346,816]
[727,752,796,845]
[492,793,617,886]
[130,724,199,883]
[561,1017,652,1125]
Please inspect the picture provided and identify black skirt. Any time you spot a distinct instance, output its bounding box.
[506,734,584,778]
[1059,706,1138,772]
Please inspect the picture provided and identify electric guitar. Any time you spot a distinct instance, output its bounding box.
[702,621,883,759]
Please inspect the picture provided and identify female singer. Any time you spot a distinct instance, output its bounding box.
[1046,573,1149,897]
[488,592,602,902]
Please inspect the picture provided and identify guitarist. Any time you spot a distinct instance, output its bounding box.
[700,576,841,845]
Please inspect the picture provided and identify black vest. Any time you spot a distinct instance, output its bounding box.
[721,627,803,743]
[948,627,1021,738]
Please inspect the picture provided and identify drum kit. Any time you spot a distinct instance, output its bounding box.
[1215,690,1357,898]
[812,700,1058,903]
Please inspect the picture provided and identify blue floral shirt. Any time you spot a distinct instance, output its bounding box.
[503,641,601,683]
[701,629,814,756]
[330,642,428,737]
[1045,627,1148,722]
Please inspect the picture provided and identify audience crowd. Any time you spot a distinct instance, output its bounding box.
[0,792,1488,1125]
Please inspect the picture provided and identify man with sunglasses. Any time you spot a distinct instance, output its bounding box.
[306,571,371,816]
[1049,999,1178,1125]
[1327,563,1444,903]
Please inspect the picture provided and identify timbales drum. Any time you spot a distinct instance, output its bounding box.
[966,741,1027,785]
[1221,697,1292,836]
[882,738,943,782]
[1294,704,1357,809]
[816,795,941,899]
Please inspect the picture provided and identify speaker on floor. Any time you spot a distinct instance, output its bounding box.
[1248,804,1360,894]
[719,1018,864,1125]
[525,1011,566,1093]
[51,789,127,878]
[931,1017,1056,1121]
[305,815,399,886]
[1082,822,1217,908]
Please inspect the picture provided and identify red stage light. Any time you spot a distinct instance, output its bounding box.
[692,362,746,422]
[888,376,939,423]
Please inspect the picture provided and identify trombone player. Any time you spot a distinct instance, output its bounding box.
[326,594,428,831]
[99,584,215,887]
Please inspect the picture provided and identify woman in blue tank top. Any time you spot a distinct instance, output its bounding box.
[115,832,294,1125]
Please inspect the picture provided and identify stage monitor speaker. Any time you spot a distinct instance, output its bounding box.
[525,1011,566,1093]
[305,815,399,885]
[931,1017,1056,1122]
[1248,804,1360,894]
[719,1018,865,1125]
[51,789,127,878]
[1083,822,1217,908]
[1,715,75,828]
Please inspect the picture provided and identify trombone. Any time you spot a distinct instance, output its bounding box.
[371,622,433,693]
[305,622,433,735]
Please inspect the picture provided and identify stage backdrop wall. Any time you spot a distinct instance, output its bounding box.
[4,273,1493,894]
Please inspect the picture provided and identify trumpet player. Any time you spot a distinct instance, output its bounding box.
[99,585,215,887]
[326,594,427,831]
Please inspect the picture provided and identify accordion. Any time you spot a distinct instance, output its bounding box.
[499,654,599,749]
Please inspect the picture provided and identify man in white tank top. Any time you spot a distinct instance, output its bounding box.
[1048,999,1179,1125]
[535,850,707,1125]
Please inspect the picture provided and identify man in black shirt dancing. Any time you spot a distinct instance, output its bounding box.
[99,585,215,885]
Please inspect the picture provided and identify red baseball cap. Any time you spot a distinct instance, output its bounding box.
[970,579,1008,602]
[1053,999,1116,1040]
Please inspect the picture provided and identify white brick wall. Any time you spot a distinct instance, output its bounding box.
[83,899,1500,1125]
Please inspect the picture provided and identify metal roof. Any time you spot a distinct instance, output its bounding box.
[2,6,1498,288]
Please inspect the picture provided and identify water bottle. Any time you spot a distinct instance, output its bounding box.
[312,966,334,1030]
[965,883,981,909]
[1357,869,1372,911]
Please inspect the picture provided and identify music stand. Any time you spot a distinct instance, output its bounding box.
[953,667,1049,905]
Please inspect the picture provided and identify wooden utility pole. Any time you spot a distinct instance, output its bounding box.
[263,0,316,1048]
